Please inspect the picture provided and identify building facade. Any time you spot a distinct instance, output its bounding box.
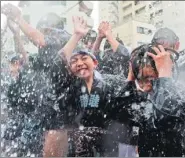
[99,1,185,50]
[112,19,155,49]
[99,1,155,49]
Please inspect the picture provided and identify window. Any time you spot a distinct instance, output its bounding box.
[137,27,152,35]
[23,15,30,24]
[137,27,144,34]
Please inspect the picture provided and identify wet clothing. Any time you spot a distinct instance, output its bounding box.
[112,77,185,157]
[139,78,185,157]
[3,66,63,157]
[49,54,139,156]
[32,29,71,72]
[2,29,70,157]
[95,44,130,77]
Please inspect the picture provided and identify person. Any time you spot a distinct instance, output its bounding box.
[91,21,138,157]
[92,21,130,77]
[43,16,111,157]
[43,16,137,157]
[1,4,70,157]
[1,3,71,72]
[114,43,185,156]
[151,27,185,156]
[6,18,29,79]
[82,29,97,50]
[151,27,180,51]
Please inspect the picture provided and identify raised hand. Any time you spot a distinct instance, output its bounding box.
[72,16,89,38]
[1,3,22,23]
[99,21,112,37]
[97,22,106,39]
[147,45,173,78]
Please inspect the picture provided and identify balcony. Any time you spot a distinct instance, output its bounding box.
[122,3,132,12]
[135,6,146,15]
[123,13,132,23]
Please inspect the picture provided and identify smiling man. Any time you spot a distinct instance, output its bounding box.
[43,16,117,157]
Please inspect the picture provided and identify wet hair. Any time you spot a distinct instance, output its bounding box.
[130,44,179,80]
[130,44,157,80]
[152,27,179,49]
[36,13,64,30]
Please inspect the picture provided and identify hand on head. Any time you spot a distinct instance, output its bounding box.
[127,62,135,81]
[147,45,173,78]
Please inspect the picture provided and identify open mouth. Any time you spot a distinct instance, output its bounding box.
[77,68,88,76]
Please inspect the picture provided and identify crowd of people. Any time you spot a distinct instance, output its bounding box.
[1,3,185,157]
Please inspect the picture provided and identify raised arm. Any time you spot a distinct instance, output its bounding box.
[7,19,28,65]
[103,22,119,53]
[148,45,185,123]
[92,22,106,54]
[2,3,45,47]
[58,16,89,63]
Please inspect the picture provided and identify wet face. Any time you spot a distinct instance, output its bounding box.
[70,54,98,79]
[136,65,158,92]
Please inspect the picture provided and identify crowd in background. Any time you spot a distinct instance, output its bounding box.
[1,3,185,157]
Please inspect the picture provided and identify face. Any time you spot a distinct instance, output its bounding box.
[86,39,95,49]
[70,54,98,79]
[136,65,158,92]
